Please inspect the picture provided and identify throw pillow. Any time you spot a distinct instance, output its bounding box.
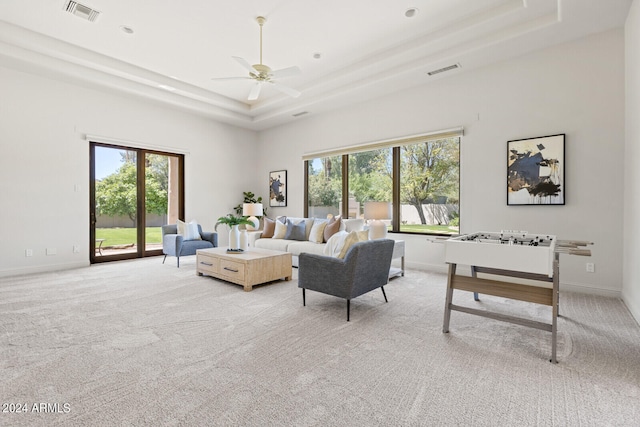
[185,220,202,241]
[284,219,306,241]
[323,216,342,242]
[323,230,349,257]
[356,229,369,242]
[177,220,201,241]
[262,217,276,238]
[272,219,288,239]
[309,219,327,243]
[338,231,362,259]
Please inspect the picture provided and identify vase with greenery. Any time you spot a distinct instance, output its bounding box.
[215,214,254,250]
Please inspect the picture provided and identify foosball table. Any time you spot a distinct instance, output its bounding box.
[442,230,593,363]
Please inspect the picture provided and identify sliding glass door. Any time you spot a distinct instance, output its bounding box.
[90,142,184,263]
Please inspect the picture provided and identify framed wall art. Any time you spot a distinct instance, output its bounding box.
[269,170,287,207]
[507,134,565,205]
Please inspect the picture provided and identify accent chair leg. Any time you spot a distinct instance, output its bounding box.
[474,292,480,301]
[177,256,180,268]
[381,286,388,302]
[302,288,306,306]
[162,255,167,264]
[347,299,350,322]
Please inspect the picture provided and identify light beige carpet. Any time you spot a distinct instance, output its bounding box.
[1,257,639,426]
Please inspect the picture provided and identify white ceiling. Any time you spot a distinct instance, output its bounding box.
[0,0,633,130]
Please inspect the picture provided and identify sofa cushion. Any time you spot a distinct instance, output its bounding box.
[284,219,306,241]
[287,241,326,258]
[342,218,365,233]
[255,238,291,252]
[262,217,276,238]
[323,216,342,242]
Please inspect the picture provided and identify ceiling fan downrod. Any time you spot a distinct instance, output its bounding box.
[251,16,271,80]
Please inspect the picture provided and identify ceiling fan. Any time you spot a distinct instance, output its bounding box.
[212,16,301,101]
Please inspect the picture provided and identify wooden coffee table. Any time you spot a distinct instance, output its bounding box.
[196,247,292,291]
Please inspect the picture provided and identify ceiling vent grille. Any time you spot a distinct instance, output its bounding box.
[64,1,100,22]
[427,63,461,76]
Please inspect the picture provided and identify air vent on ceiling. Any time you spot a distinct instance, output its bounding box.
[292,111,309,117]
[64,1,100,22]
[427,63,461,76]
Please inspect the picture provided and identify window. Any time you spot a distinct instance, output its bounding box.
[306,155,342,218]
[399,138,459,234]
[348,148,393,219]
[304,131,460,235]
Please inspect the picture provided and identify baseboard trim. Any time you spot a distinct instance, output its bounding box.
[622,291,640,325]
[559,281,622,298]
[0,261,89,278]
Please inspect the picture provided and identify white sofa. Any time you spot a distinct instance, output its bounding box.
[247,217,366,267]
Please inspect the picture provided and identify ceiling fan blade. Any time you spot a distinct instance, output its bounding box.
[211,76,251,81]
[232,56,256,73]
[270,81,301,98]
[271,66,301,79]
[248,82,262,100]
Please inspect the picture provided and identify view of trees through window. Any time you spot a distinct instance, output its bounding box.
[307,156,342,219]
[93,144,182,259]
[306,137,460,235]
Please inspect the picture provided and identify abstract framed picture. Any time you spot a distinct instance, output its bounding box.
[507,134,565,205]
[269,170,287,207]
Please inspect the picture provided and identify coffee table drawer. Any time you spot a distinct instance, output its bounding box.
[197,257,219,275]
[219,259,245,281]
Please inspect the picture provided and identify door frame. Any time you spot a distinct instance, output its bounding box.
[89,142,185,264]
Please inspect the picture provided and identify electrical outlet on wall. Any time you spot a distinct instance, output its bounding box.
[73,245,80,253]
[586,263,595,273]
[25,249,33,257]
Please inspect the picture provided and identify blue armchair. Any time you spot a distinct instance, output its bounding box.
[161,224,218,267]
[298,239,395,321]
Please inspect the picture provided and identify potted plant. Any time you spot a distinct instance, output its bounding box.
[234,191,267,217]
[215,214,255,250]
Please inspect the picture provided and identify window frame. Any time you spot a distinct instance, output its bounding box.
[303,129,462,236]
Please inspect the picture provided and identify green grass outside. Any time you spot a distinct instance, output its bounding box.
[398,224,459,235]
[96,225,456,246]
[96,227,162,246]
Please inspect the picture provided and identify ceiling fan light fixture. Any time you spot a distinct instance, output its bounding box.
[211,15,301,101]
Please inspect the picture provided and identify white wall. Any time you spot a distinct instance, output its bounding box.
[257,29,626,297]
[624,0,640,322]
[0,66,257,277]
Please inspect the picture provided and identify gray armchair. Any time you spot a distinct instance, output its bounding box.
[298,239,395,321]
[162,224,218,267]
